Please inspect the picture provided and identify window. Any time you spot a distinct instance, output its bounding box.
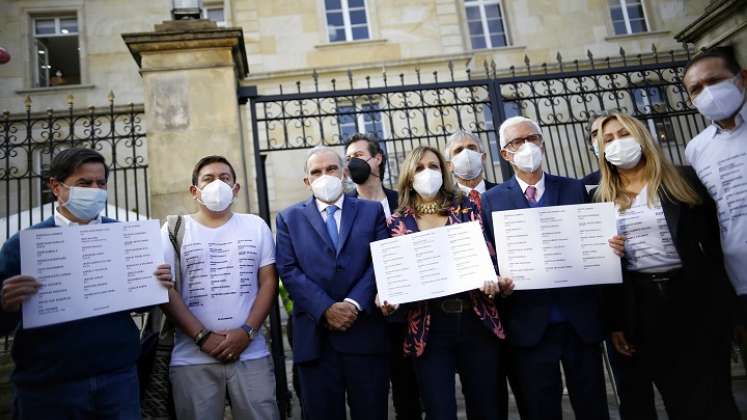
[609,0,648,35]
[464,0,508,50]
[337,103,396,183]
[484,102,520,163]
[203,5,226,27]
[32,16,81,88]
[324,0,370,43]
[632,86,673,143]
[337,103,385,140]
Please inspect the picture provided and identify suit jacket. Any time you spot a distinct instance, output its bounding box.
[349,187,399,215]
[481,173,605,347]
[276,195,390,363]
[580,170,601,186]
[484,179,499,191]
[604,167,736,341]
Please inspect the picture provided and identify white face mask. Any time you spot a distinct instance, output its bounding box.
[508,142,543,173]
[604,136,642,169]
[311,174,343,203]
[61,184,107,221]
[451,149,483,180]
[197,179,235,212]
[693,76,746,121]
[592,141,600,158]
[413,168,443,200]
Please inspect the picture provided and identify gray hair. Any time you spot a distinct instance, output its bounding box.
[445,130,482,158]
[498,116,542,149]
[304,145,345,175]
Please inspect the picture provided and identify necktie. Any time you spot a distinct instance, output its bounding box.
[469,189,482,211]
[325,205,339,250]
[525,185,537,206]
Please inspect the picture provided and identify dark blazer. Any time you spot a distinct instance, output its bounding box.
[580,170,601,186]
[481,174,605,347]
[605,167,736,340]
[350,187,399,215]
[484,179,499,191]
[276,195,390,363]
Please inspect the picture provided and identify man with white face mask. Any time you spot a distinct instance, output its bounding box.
[481,116,623,420]
[445,130,497,209]
[159,156,280,420]
[0,148,174,420]
[276,146,390,420]
[684,46,747,323]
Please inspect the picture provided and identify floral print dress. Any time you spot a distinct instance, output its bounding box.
[387,195,505,358]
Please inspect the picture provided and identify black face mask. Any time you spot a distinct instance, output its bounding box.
[348,157,373,184]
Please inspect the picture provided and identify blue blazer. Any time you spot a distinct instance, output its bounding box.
[276,195,390,363]
[481,174,605,347]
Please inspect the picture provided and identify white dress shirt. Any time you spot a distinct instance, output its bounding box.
[315,194,345,233]
[516,173,546,202]
[54,208,102,226]
[314,194,361,311]
[457,179,487,195]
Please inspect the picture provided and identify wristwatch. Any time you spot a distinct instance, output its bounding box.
[241,324,257,339]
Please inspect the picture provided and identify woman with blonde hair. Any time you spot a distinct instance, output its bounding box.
[376,145,513,420]
[594,112,739,420]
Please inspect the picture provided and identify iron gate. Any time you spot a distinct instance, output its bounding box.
[242,46,708,223]
[1,94,149,242]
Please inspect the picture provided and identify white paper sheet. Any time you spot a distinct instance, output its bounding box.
[20,219,168,328]
[491,202,622,290]
[371,221,496,305]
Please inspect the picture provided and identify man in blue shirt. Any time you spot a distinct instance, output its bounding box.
[0,148,173,420]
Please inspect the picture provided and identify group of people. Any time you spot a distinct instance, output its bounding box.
[0,46,745,420]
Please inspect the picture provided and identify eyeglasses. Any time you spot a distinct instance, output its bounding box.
[504,134,543,151]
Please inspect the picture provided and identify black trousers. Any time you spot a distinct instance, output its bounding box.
[388,322,422,420]
[605,337,657,420]
[413,307,502,420]
[512,323,609,420]
[626,276,740,420]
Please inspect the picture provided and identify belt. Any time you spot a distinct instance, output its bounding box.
[431,298,472,314]
[630,268,681,283]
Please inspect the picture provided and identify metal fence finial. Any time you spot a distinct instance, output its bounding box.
[24,96,32,111]
[67,95,75,108]
[556,52,564,72]
[347,69,354,89]
[312,69,319,92]
[490,59,497,79]
[108,90,115,104]
[587,49,595,70]
[448,60,455,82]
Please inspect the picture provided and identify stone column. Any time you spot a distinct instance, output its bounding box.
[122,20,249,221]
[675,0,747,65]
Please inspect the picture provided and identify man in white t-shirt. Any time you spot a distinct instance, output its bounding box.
[683,46,747,322]
[160,156,280,420]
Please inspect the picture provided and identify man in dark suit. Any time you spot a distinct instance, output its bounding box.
[344,133,422,420]
[276,146,390,420]
[481,117,610,420]
[0,148,173,420]
[444,130,498,209]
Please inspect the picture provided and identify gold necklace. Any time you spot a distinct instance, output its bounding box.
[415,201,441,214]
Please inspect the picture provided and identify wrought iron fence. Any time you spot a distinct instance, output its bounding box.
[241,45,709,223]
[1,93,149,242]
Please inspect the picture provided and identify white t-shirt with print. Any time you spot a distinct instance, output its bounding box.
[161,213,275,366]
